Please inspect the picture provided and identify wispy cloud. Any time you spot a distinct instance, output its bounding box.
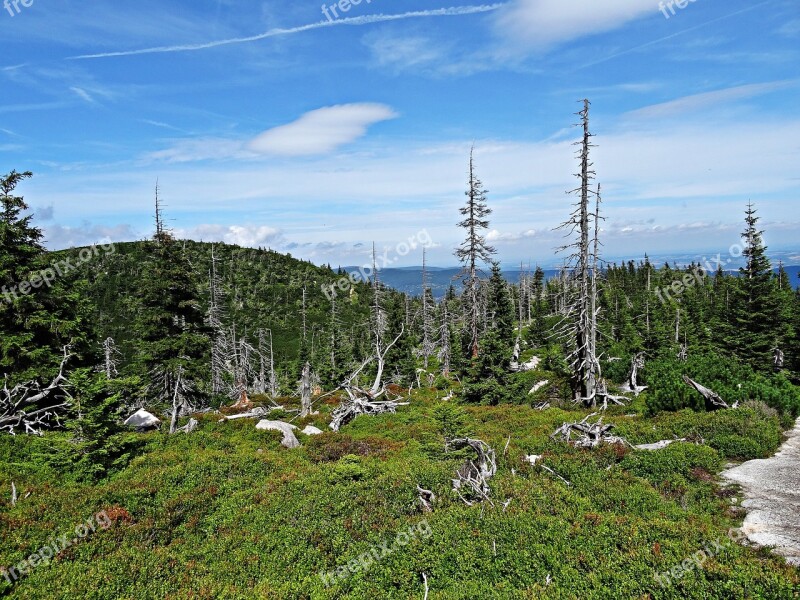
[625,81,798,120]
[70,87,96,104]
[69,5,505,60]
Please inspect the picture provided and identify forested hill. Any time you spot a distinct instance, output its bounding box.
[55,240,375,389]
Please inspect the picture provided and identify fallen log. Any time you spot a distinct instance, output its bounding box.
[633,438,687,451]
[218,406,284,422]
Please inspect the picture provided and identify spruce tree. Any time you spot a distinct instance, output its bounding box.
[455,148,495,358]
[486,262,514,348]
[138,189,210,405]
[733,203,779,370]
[0,171,85,383]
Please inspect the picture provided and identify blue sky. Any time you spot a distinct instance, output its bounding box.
[1,0,798,268]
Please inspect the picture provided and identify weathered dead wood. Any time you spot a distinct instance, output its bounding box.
[0,346,73,436]
[540,464,572,486]
[551,413,629,448]
[175,418,199,434]
[218,406,284,422]
[300,361,312,418]
[417,485,436,513]
[683,375,735,409]
[329,397,409,432]
[619,352,647,396]
[773,347,784,370]
[633,438,687,451]
[447,438,497,506]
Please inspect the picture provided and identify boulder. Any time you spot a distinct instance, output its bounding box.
[301,425,324,436]
[256,420,300,449]
[124,409,161,431]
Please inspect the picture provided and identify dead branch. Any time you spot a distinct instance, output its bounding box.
[329,396,409,432]
[218,406,285,422]
[683,375,735,409]
[447,438,497,505]
[633,438,687,451]
[0,346,73,436]
[417,485,436,513]
[550,413,629,448]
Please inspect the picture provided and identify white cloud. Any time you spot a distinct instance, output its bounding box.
[494,0,656,49]
[246,103,398,157]
[175,224,283,248]
[144,138,248,164]
[42,223,139,249]
[487,228,537,242]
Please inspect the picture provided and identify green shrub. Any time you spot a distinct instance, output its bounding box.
[644,353,800,416]
[620,443,721,484]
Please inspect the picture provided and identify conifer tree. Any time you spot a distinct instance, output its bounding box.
[733,203,779,370]
[0,170,84,383]
[455,148,495,358]
[138,185,210,407]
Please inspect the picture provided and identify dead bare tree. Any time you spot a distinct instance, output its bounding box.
[300,361,312,418]
[620,352,647,396]
[367,246,405,395]
[329,357,409,431]
[208,246,229,396]
[167,365,195,434]
[417,248,437,370]
[102,337,120,380]
[437,300,452,377]
[0,346,73,436]
[554,99,602,408]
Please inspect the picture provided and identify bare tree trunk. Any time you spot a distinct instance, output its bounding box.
[300,362,312,418]
[555,99,600,408]
[103,337,119,379]
[169,367,184,434]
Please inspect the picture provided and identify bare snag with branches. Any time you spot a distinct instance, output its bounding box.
[0,347,72,436]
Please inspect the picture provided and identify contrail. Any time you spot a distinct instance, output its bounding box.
[69,5,504,60]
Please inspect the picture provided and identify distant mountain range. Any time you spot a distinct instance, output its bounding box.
[345,264,800,299]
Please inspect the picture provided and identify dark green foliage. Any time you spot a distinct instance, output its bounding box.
[1,393,798,598]
[733,204,780,370]
[64,370,142,481]
[620,442,722,483]
[0,171,86,384]
[643,353,800,417]
[137,234,211,401]
[486,261,514,348]
[461,328,511,404]
[431,401,470,441]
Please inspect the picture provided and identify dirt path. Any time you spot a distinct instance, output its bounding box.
[722,418,800,566]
